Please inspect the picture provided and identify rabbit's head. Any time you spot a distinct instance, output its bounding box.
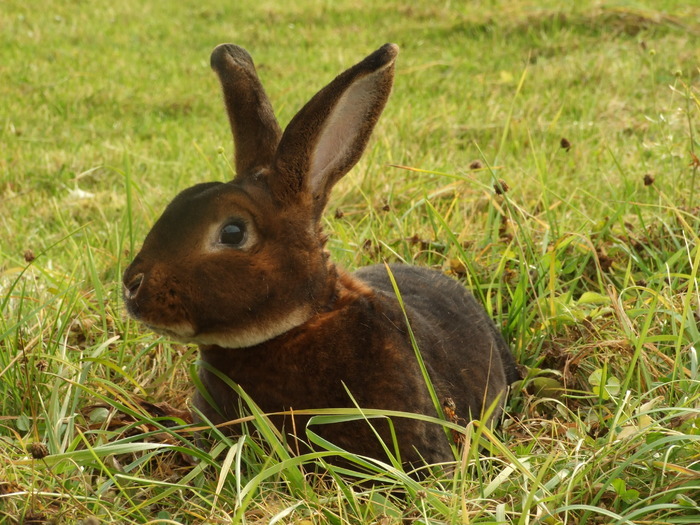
[123,44,398,348]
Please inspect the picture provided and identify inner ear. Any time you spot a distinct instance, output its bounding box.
[308,72,386,200]
[272,44,398,219]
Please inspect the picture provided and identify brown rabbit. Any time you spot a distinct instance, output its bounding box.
[123,43,519,467]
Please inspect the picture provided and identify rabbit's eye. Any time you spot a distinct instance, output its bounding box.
[219,220,247,247]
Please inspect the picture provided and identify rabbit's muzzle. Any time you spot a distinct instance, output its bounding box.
[122,262,196,340]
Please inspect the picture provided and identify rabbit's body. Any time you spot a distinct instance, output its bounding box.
[124,43,518,466]
[195,264,517,464]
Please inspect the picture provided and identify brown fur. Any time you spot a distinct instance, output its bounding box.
[123,43,519,467]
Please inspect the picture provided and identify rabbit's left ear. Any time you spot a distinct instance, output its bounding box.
[273,44,398,219]
[211,44,282,179]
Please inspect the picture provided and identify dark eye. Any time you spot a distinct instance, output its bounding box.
[219,220,247,247]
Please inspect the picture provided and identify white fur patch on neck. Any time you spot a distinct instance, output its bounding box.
[178,306,312,349]
[309,73,378,194]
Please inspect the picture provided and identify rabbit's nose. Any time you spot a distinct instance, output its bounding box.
[124,273,144,299]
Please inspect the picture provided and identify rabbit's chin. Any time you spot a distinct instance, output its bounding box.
[146,322,197,342]
[145,306,313,349]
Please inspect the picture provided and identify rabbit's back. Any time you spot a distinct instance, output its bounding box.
[355,264,519,421]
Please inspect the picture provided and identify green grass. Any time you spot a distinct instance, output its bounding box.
[2,0,700,523]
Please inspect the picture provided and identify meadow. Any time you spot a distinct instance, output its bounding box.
[1,0,700,523]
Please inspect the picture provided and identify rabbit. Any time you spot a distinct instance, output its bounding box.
[122,43,519,467]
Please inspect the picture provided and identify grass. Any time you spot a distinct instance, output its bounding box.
[2,0,700,523]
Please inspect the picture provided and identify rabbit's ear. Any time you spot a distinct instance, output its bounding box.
[211,44,282,178]
[273,44,398,218]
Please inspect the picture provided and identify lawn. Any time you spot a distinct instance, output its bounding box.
[1,0,700,523]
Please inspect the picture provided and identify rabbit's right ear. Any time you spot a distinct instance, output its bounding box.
[211,44,282,178]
